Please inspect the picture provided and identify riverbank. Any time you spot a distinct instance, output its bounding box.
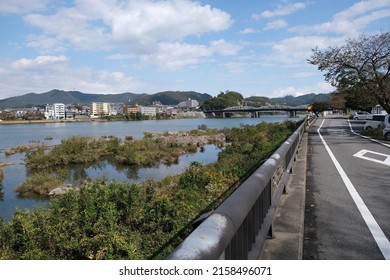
[0,118,103,125]
[0,112,207,125]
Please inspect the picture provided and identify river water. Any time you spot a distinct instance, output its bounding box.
[0,115,300,220]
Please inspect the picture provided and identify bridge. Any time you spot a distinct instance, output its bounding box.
[166,115,390,261]
[204,105,309,118]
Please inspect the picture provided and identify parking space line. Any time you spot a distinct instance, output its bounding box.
[353,149,390,166]
[318,118,390,260]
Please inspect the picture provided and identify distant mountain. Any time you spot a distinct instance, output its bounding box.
[0,89,212,108]
[0,89,330,108]
[270,93,331,106]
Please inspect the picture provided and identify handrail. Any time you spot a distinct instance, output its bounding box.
[167,118,307,260]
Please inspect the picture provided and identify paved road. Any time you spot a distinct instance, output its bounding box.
[304,115,390,260]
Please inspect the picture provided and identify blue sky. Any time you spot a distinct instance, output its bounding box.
[1,0,389,100]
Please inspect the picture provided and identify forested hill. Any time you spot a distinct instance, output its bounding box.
[0,89,330,108]
[0,89,212,107]
[270,93,330,106]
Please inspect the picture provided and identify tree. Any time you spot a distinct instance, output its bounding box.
[311,101,329,115]
[201,90,244,110]
[308,32,390,113]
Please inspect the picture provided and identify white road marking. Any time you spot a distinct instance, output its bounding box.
[348,119,390,148]
[353,149,390,166]
[318,118,390,260]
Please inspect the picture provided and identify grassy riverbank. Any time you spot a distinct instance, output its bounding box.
[1,120,302,259]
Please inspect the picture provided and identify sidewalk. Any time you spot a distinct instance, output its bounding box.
[260,131,308,260]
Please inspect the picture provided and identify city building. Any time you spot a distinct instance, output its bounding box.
[178,98,199,110]
[45,103,65,120]
[138,106,157,116]
[123,106,139,114]
[90,102,111,118]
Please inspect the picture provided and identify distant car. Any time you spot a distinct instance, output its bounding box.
[364,114,386,130]
[383,114,390,140]
[353,111,370,120]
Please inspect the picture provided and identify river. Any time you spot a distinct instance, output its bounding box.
[0,115,301,220]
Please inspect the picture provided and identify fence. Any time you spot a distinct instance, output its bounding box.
[166,118,307,260]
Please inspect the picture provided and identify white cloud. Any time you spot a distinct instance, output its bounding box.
[264,19,288,30]
[138,39,240,71]
[262,36,344,66]
[224,62,247,74]
[143,42,211,70]
[0,56,143,98]
[23,0,233,54]
[260,2,306,18]
[291,71,316,78]
[0,0,48,14]
[239,28,257,34]
[210,40,241,56]
[272,81,334,97]
[273,86,305,97]
[11,55,68,70]
[290,0,390,35]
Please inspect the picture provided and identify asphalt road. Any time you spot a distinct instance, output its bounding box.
[304,115,390,260]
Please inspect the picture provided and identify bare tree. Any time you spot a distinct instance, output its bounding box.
[309,32,390,113]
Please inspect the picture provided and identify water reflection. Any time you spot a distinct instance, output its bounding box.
[0,144,220,221]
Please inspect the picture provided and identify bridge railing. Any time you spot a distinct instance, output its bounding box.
[166,118,307,260]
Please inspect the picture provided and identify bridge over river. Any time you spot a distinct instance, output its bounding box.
[204,105,309,118]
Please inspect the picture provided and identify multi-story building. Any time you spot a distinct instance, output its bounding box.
[45,103,65,120]
[138,106,157,116]
[178,98,199,110]
[123,106,139,114]
[90,102,111,118]
[110,103,124,115]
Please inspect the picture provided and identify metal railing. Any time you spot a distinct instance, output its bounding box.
[167,119,307,260]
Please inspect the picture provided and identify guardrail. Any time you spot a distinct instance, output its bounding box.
[167,118,308,260]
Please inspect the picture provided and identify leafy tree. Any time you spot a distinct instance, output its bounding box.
[201,90,244,110]
[343,87,376,112]
[309,32,390,113]
[310,101,330,115]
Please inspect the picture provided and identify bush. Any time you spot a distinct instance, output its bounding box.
[14,173,64,195]
[362,128,385,140]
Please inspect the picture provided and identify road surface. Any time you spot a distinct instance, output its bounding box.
[304,115,390,260]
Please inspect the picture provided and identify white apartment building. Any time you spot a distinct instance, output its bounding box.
[45,103,65,120]
[90,102,111,118]
[138,106,157,116]
[178,98,199,109]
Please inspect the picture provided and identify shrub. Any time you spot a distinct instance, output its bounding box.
[14,173,64,195]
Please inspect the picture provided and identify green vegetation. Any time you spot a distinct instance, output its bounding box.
[310,101,330,115]
[0,120,302,259]
[26,136,120,169]
[309,32,390,113]
[14,173,64,196]
[5,145,40,156]
[115,138,197,166]
[362,128,386,141]
[201,90,244,110]
[25,131,225,172]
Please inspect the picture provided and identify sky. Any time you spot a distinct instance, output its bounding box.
[0,0,390,100]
